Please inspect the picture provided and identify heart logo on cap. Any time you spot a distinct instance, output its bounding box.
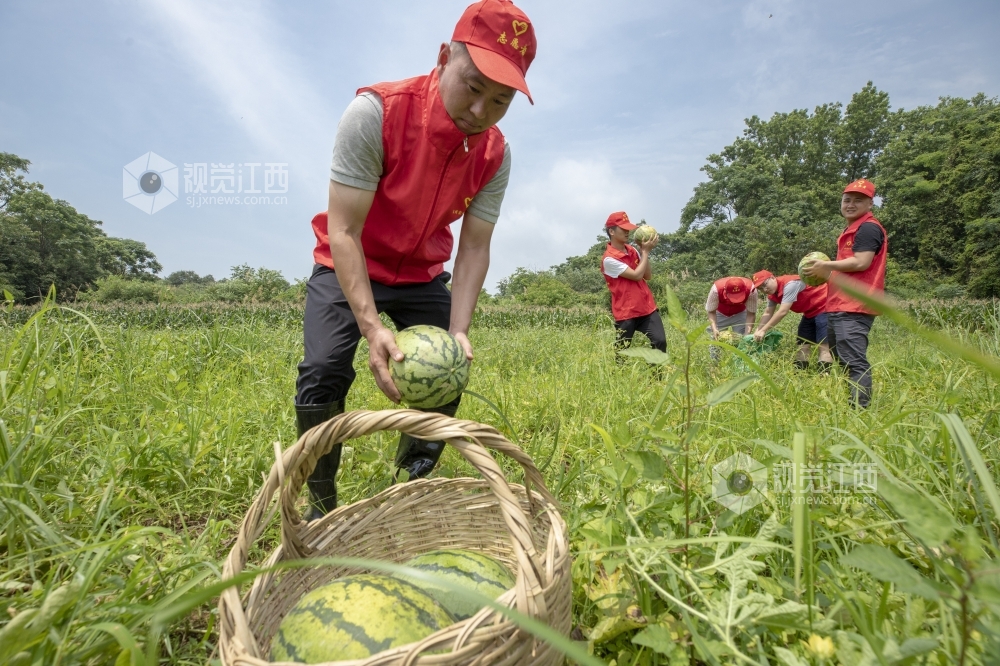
[512,20,528,36]
[464,197,473,208]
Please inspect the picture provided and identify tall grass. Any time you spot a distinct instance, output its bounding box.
[1,293,999,664]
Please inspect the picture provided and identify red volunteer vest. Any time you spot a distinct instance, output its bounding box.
[826,212,888,315]
[768,275,828,319]
[714,277,754,317]
[602,244,658,321]
[311,71,506,285]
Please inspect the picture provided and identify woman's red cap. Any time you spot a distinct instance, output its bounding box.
[605,211,637,231]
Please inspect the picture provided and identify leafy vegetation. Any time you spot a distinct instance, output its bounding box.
[2,292,999,664]
[0,154,162,301]
[492,85,1000,306]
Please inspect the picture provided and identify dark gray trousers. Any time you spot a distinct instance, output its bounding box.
[827,312,876,408]
[296,264,458,410]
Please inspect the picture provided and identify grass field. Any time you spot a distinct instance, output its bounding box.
[2,296,999,665]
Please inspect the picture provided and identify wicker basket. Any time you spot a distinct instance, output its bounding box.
[218,409,571,666]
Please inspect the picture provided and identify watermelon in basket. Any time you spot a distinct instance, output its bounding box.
[218,409,571,666]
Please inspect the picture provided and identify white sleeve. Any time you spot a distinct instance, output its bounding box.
[705,285,719,312]
[602,257,629,278]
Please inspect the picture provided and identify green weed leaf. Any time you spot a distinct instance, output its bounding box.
[631,624,675,654]
[939,412,1000,525]
[706,375,758,406]
[663,284,687,331]
[877,478,957,547]
[617,347,670,365]
[623,450,665,480]
[841,545,944,600]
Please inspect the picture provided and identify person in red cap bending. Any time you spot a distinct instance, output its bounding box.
[801,179,887,408]
[751,270,832,371]
[294,0,537,519]
[705,276,758,351]
[601,212,665,355]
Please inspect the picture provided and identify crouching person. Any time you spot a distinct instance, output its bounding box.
[752,270,832,371]
[705,276,757,358]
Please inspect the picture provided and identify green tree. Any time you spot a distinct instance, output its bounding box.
[0,153,161,301]
[877,94,1000,296]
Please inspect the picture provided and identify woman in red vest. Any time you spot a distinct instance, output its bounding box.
[801,179,888,408]
[295,0,537,519]
[601,212,665,354]
[751,270,832,370]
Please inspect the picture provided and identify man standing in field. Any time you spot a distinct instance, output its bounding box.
[751,270,832,371]
[601,213,666,355]
[294,0,537,519]
[705,276,757,342]
[801,179,888,408]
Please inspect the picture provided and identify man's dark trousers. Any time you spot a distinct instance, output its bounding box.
[295,265,459,512]
[827,312,875,408]
[297,264,458,408]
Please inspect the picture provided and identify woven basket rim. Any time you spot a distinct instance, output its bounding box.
[217,409,570,666]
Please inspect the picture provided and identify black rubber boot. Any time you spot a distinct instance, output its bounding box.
[818,361,833,375]
[295,400,345,521]
[793,360,810,371]
[394,400,458,481]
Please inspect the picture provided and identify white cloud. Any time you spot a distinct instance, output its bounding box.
[145,0,333,193]
[473,158,645,290]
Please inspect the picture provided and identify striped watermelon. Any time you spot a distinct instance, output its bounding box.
[389,325,470,409]
[270,574,454,662]
[398,549,516,620]
[798,251,830,287]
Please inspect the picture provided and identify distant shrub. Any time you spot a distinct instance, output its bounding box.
[933,283,966,300]
[79,275,173,304]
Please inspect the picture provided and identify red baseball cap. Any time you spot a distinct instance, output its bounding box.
[843,178,875,198]
[452,0,536,104]
[605,211,637,231]
[723,277,749,304]
[752,270,774,289]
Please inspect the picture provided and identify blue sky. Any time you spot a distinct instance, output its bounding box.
[2,0,999,290]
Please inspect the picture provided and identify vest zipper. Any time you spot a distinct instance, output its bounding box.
[463,136,469,153]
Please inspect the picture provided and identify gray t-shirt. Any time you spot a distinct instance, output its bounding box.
[330,92,511,224]
[780,279,807,304]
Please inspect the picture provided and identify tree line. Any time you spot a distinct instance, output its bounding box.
[0,154,304,304]
[4,84,998,305]
[496,83,1000,307]
[0,153,162,301]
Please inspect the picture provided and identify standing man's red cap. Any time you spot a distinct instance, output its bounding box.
[843,178,875,198]
[723,278,749,304]
[752,270,774,289]
[452,0,536,104]
[605,211,637,231]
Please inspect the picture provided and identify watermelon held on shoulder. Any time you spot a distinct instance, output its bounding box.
[798,251,830,287]
[270,574,455,663]
[398,549,516,620]
[389,325,470,409]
